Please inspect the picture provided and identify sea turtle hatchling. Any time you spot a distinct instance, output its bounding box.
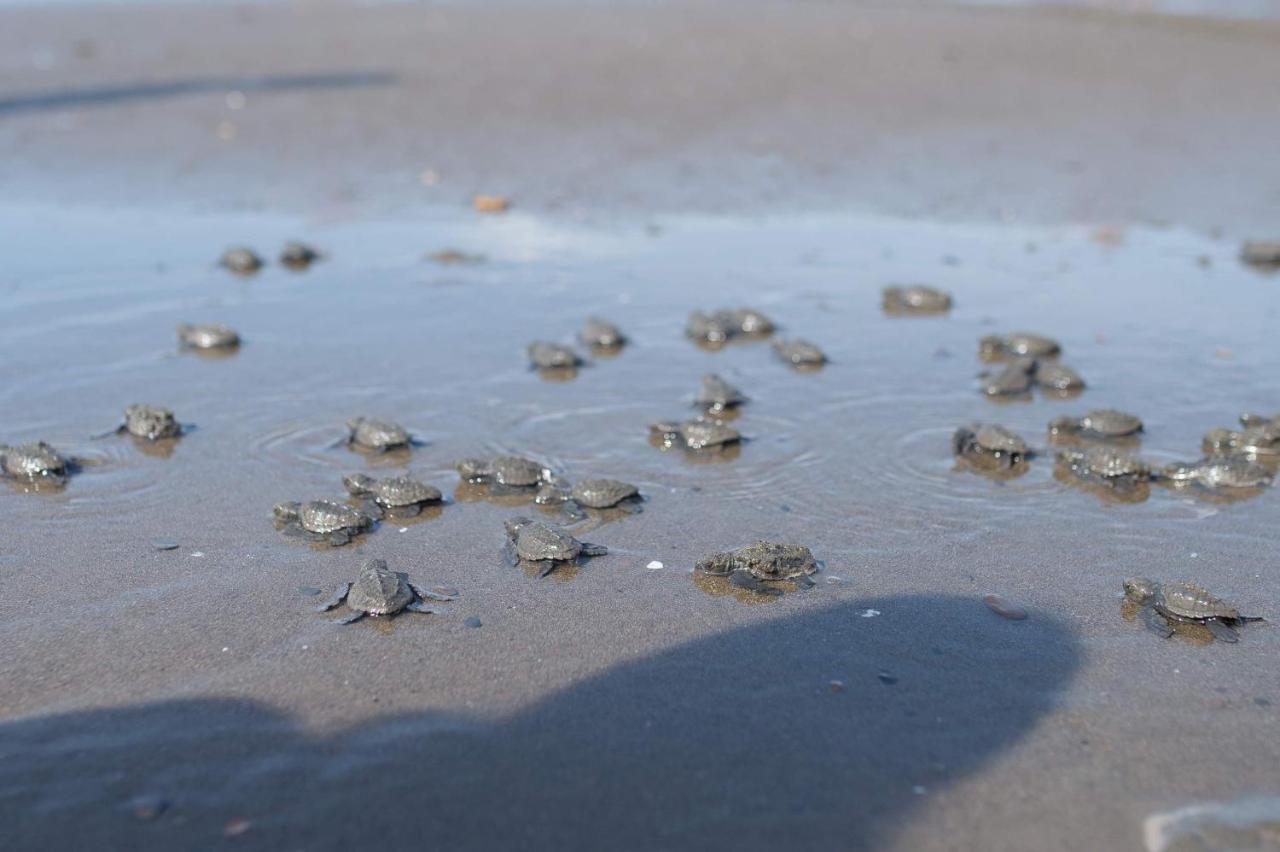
[177,323,240,350]
[695,542,820,593]
[686,308,775,345]
[1049,409,1144,441]
[274,499,377,546]
[580,317,626,350]
[503,516,608,576]
[695,374,749,413]
[773,339,827,368]
[952,424,1030,470]
[527,341,583,371]
[1123,577,1264,643]
[346,417,413,453]
[882,285,952,315]
[219,247,264,275]
[0,441,72,485]
[979,333,1061,361]
[1240,241,1280,269]
[650,417,741,451]
[314,558,456,624]
[457,455,555,491]
[343,473,443,516]
[115,404,182,441]
[280,241,322,270]
[981,358,1036,398]
[535,477,642,522]
[1159,456,1274,490]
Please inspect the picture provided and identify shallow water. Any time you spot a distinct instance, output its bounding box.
[3,202,1279,848]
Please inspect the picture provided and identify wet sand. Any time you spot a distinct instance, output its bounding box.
[3,2,1280,851]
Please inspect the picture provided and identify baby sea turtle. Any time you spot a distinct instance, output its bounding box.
[581,317,626,350]
[1240,241,1280,269]
[650,417,741,451]
[1057,447,1150,480]
[0,441,71,485]
[346,417,412,453]
[274,499,376,546]
[536,477,643,522]
[1160,456,1274,490]
[695,542,819,593]
[953,423,1030,470]
[686,308,775,345]
[527,341,582,370]
[979,333,1061,361]
[457,455,554,490]
[1050,409,1143,440]
[882,285,952,315]
[1034,361,1086,394]
[280,241,321,270]
[1203,425,1280,458]
[503,516,608,576]
[177,323,240,350]
[695,373,749,413]
[773,338,827,368]
[1124,577,1264,643]
[219,247,263,275]
[315,558,455,624]
[343,473,443,516]
[115,404,182,441]
[981,358,1036,398]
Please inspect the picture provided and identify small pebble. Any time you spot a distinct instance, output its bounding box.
[473,194,511,213]
[298,586,322,597]
[828,679,845,693]
[465,616,482,629]
[223,818,252,837]
[151,539,180,551]
[190,551,205,558]
[646,560,664,570]
[399,527,408,533]
[860,608,880,618]
[128,794,169,821]
[877,670,898,685]
[983,593,1028,621]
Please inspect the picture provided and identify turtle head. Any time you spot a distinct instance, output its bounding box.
[343,473,376,496]
[1123,577,1158,605]
[273,502,301,523]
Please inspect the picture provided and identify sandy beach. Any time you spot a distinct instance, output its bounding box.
[2,2,1279,850]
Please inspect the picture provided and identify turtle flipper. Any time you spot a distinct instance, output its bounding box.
[333,610,366,625]
[406,600,438,614]
[1141,607,1174,639]
[315,582,352,612]
[729,571,782,596]
[502,542,520,567]
[1206,619,1240,644]
[327,531,351,547]
[560,501,588,523]
[536,560,558,578]
[579,542,608,557]
[409,581,456,602]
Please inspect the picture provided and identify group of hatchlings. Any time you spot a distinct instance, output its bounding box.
[1,253,1269,639]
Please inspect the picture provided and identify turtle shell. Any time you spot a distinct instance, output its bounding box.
[124,405,181,440]
[298,500,370,534]
[348,418,410,450]
[571,478,638,509]
[507,518,582,561]
[346,558,413,616]
[696,374,748,408]
[1157,582,1240,622]
[1078,409,1143,437]
[177,323,239,349]
[678,419,740,449]
[492,456,545,486]
[733,542,818,581]
[882,285,951,312]
[374,475,441,506]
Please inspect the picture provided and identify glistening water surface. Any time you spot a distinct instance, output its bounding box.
[2,203,1278,848]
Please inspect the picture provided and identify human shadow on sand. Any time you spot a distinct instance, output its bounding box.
[0,595,1080,851]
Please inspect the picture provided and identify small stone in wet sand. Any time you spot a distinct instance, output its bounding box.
[877,670,898,685]
[151,539,180,551]
[128,794,169,821]
[647,560,664,570]
[223,818,252,837]
[465,616,483,629]
[828,680,845,693]
[473,194,511,213]
[298,586,322,597]
[983,594,1029,621]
